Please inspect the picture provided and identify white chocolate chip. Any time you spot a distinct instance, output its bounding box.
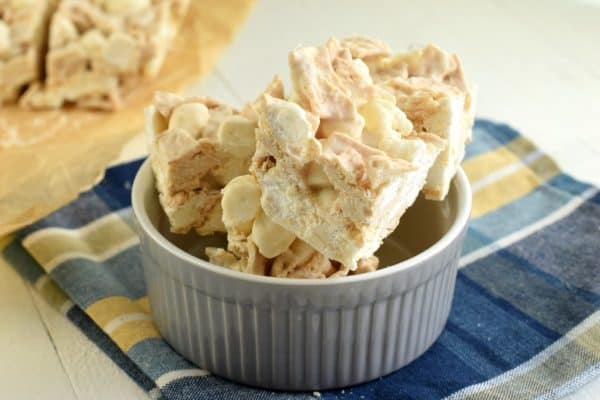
[168,103,210,138]
[221,175,262,232]
[217,115,256,158]
[250,211,296,258]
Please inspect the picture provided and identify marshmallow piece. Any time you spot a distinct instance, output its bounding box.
[221,175,262,234]
[262,96,321,163]
[250,211,296,258]
[217,115,256,158]
[206,247,239,268]
[168,103,210,138]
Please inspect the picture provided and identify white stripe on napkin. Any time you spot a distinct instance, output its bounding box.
[104,312,153,335]
[155,369,211,388]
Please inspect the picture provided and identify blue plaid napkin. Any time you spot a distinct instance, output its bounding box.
[3,119,599,400]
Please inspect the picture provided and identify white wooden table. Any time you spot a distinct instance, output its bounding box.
[2,1,599,398]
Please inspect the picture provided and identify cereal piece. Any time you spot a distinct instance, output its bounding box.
[158,189,222,234]
[340,36,391,60]
[205,247,239,268]
[20,0,190,110]
[351,255,379,275]
[288,37,376,121]
[270,239,336,279]
[242,74,285,119]
[217,115,256,159]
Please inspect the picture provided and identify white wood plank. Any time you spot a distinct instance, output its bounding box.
[29,288,149,400]
[0,260,78,400]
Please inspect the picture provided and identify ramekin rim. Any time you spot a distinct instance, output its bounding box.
[132,158,472,287]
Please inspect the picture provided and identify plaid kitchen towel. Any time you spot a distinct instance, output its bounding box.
[2,119,599,400]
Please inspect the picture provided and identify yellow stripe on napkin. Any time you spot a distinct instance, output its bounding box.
[463,136,536,183]
[136,296,152,314]
[111,319,162,352]
[22,213,137,272]
[87,296,148,328]
[87,295,160,351]
[574,321,600,357]
[472,155,559,218]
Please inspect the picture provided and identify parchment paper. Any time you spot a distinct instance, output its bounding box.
[0,0,255,235]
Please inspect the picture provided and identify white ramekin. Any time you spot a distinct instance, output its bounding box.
[132,159,471,391]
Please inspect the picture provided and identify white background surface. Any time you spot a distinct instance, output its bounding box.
[1,1,599,399]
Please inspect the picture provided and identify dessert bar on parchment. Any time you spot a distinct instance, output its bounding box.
[20,0,189,110]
